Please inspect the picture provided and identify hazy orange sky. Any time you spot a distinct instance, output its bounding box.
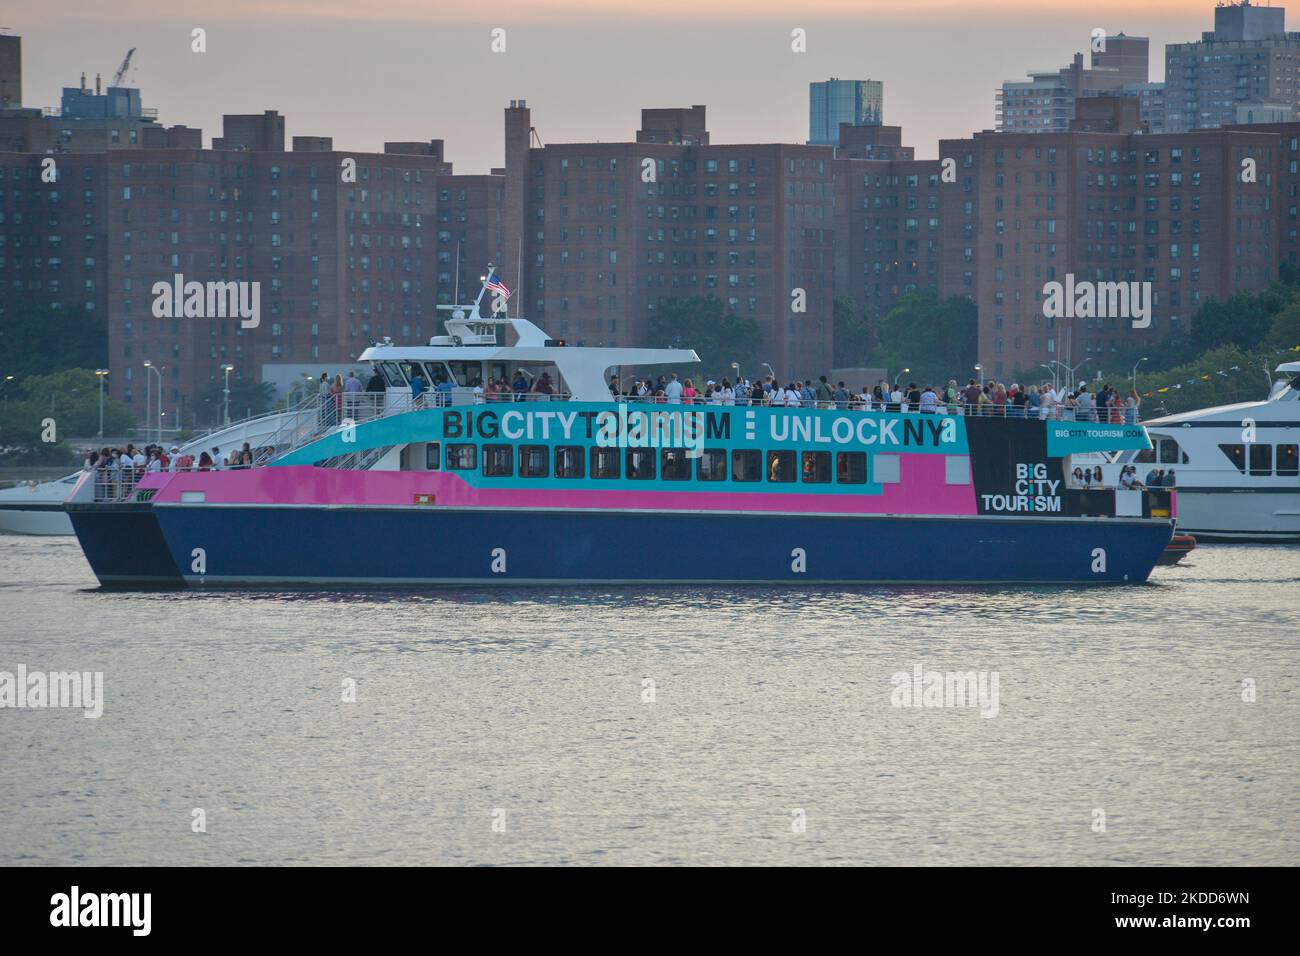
[8,1,1292,170]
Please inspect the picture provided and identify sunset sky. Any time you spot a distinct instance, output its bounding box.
[8,1,1289,170]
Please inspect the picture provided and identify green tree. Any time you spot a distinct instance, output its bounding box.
[832,296,873,369]
[196,377,275,426]
[647,296,764,381]
[872,292,978,386]
[0,305,108,376]
[0,369,134,441]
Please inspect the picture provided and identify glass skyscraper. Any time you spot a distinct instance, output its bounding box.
[808,78,883,145]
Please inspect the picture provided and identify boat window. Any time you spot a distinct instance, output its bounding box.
[801,451,832,483]
[449,361,484,387]
[1218,443,1245,473]
[767,450,796,483]
[660,448,691,480]
[483,444,514,477]
[555,446,585,478]
[626,448,656,480]
[837,452,868,484]
[1157,438,1183,465]
[1133,446,1156,463]
[446,444,478,470]
[1249,443,1272,477]
[590,446,621,479]
[696,449,727,481]
[379,362,408,388]
[519,445,549,478]
[1278,444,1299,477]
[731,449,761,482]
[425,442,441,471]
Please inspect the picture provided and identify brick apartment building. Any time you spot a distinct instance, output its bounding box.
[1,111,504,426]
[502,101,837,380]
[5,23,1300,425]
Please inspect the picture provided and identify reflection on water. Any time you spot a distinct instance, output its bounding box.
[0,535,1296,865]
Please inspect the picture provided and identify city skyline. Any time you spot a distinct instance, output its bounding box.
[8,2,1245,174]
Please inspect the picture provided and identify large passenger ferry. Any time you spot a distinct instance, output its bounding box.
[65,274,1175,587]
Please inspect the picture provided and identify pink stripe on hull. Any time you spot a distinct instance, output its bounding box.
[147,454,977,516]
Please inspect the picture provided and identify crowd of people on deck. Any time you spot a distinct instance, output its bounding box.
[600,373,1144,424]
[315,362,1145,426]
[84,441,272,498]
[1070,464,1177,491]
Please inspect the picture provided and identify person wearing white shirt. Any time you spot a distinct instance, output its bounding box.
[168,446,181,472]
[785,386,801,407]
[1039,386,1057,420]
[769,385,786,407]
[664,374,684,404]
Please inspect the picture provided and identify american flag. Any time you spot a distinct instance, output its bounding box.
[485,272,512,299]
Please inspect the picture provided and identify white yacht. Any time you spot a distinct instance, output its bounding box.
[1097,361,1300,542]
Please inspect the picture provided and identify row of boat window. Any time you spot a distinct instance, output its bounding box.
[422,443,874,484]
[1218,443,1300,477]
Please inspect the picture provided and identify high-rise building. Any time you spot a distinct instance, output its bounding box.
[808,79,883,146]
[504,102,837,378]
[997,35,1152,133]
[0,98,503,425]
[0,33,21,109]
[1165,1,1300,132]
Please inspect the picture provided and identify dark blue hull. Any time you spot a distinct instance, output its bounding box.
[70,504,1173,588]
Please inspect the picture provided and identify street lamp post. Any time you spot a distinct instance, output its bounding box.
[144,364,164,443]
[1131,356,1149,393]
[222,364,235,426]
[730,361,741,384]
[95,369,109,439]
[761,362,775,382]
[1058,358,1090,393]
[974,364,983,387]
[894,367,911,388]
[0,373,13,403]
[142,362,154,443]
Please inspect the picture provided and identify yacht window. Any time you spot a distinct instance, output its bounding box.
[731,449,761,482]
[519,445,549,478]
[1157,438,1183,464]
[837,452,867,484]
[425,442,441,470]
[626,448,656,480]
[1133,446,1156,463]
[1277,444,1299,477]
[696,449,727,481]
[767,450,796,483]
[555,446,585,478]
[590,446,621,479]
[379,362,407,387]
[446,444,478,470]
[660,448,691,480]
[483,444,514,477]
[801,451,832,483]
[1249,443,1272,477]
[1217,444,1245,473]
